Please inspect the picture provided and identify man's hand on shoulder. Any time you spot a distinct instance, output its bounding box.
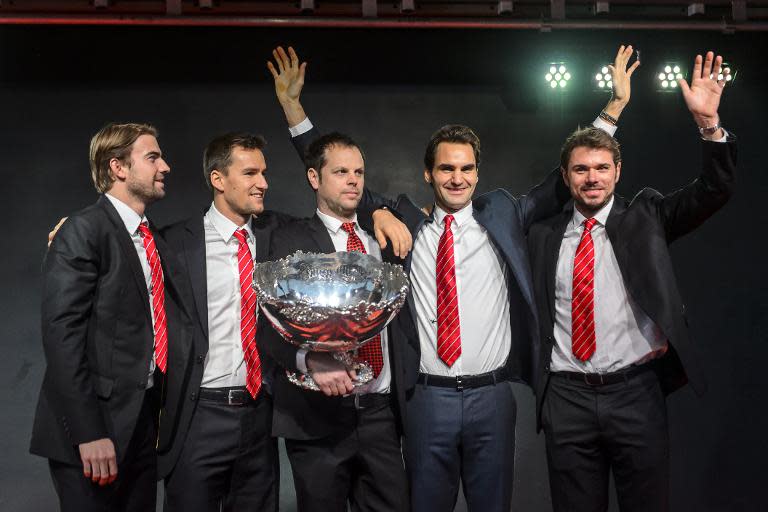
[372,208,413,259]
[306,352,356,397]
[47,216,68,248]
[267,45,308,127]
[78,437,118,486]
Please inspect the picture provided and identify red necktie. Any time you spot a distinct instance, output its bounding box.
[233,229,262,398]
[341,222,384,377]
[138,222,168,373]
[436,214,461,367]
[572,218,597,362]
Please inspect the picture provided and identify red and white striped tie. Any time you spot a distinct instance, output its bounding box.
[572,218,597,362]
[138,222,168,373]
[436,214,461,367]
[341,222,384,377]
[233,229,262,398]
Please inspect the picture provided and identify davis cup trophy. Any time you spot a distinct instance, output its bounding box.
[253,250,409,390]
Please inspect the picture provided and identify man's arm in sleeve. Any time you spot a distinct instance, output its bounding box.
[659,51,736,242]
[41,214,108,444]
[520,44,640,230]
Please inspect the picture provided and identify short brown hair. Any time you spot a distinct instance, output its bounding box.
[560,127,621,171]
[424,124,481,171]
[89,122,158,193]
[203,132,267,190]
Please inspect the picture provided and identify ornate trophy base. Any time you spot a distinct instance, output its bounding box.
[287,352,374,391]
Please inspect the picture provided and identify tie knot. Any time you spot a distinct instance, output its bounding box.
[138,221,151,237]
[443,214,455,229]
[583,218,597,232]
[233,228,249,244]
[341,222,357,235]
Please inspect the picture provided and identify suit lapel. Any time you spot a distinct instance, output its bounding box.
[604,195,627,248]
[251,213,273,263]
[183,216,209,338]
[544,208,572,326]
[97,196,152,322]
[307,214,336,254]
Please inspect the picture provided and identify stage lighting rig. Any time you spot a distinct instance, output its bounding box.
[594,65,613,92]
[545,63,571,89]
[657,64,684,91]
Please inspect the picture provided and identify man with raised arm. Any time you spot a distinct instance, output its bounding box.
[527,51,735,512]
[269,45,637,511]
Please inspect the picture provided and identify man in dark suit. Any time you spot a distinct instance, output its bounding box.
[257,132,410,512]
[270,45,636,511]
[30,122,191,511]
[526,52,735,512]
[157,133,292,511]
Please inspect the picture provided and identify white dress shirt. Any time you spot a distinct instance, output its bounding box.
[412,203,512,376]
[551,196,668,374]
[201,203,255,388]
[104,193,156,387]
[296,209,392,395]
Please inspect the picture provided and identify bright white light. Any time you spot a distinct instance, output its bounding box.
[598,80,606,88]
[661,80,669,88]
[673,65,681,73]
[550,66,557,74]
[664,65,672,73]
[607,80,613,88]
[718,73,724,81]
[545,73,553,81]
[658,72,666,80]
[676,73,683,80]
[596,73,603,81]
[726,74,733,82]
[555,73,562,80]
[667,73,674,80]
[550,81,557,88]
[559,65,566,74]
[559,80,567,88]
[601,66,609,74]
[670,81,677,88]
[564,72,571,80]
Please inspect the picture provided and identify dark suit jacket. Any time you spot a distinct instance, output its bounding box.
[258,214,411,441]
[527,138,737,429]
[291,128,571,401]
[30,195,191,466]
[156,209,294,478]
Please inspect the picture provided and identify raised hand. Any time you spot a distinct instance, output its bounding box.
[267,46,308,126]
[678,51,728,132]
[608,44,640,106]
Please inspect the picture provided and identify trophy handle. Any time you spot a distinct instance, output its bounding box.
[286,352,374,391]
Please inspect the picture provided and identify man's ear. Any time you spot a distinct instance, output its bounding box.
[423,169,432,185]
[307,168,321,191]
[210,169,226,193]
[560,166,569,186]
[615,161,622,184]
[109,158,126,181]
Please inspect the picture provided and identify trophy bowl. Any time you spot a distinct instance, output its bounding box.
[253,250,409,390]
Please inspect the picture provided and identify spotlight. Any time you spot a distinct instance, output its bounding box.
[546,62,571,89]
[594,65,613,92]
[658,63,684,91]
[710,62,737,86]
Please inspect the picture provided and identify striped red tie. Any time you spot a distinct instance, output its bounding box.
[341,222,384,377]
[436,214,461,367]
[233,229,262,398]
[572,218,597,362]
[138,222,168,373]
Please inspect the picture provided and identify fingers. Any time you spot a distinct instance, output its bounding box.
[677,77,691,96]
[266,61,278,80]
[701,51,715,79]
[97,458,110,486]
[82,458,92,479]
[626,59,640,77]
[375,226,388,251]
[107,458,118,485]
[272,49,285,74]
[277,46,291,71]
[288,46,299,68]
[712,54,723,83]
[692,54,703,80]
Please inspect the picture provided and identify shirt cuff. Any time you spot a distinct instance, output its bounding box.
[289,118,313,138]
[296,348,309,373]
[592,116,617,137]
[702,127,729,143]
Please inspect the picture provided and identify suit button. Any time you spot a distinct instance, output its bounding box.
[196,355,205,364]
[190,392,197,401]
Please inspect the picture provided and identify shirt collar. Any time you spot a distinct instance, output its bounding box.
[434,201,473,228]
[206,202,254,243]
[316,208,358,234]
[105,193,145,235]
[571,195,614,229]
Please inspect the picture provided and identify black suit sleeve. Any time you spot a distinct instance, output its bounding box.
[41,215,108,445]
[516,167,571,232]
[657,138,737,242]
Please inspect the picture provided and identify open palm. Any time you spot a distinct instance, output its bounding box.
[679,52,727,123]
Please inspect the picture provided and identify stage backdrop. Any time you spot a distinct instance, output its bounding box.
[0,25,765,511]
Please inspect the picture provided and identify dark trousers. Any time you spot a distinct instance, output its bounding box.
[163,391,278,512]
[284,398,408,512]
[542,368,670,512]
[404,380,517,512]
[48,390,158,512]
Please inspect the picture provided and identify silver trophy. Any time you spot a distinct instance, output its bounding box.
[253,251,409,391]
